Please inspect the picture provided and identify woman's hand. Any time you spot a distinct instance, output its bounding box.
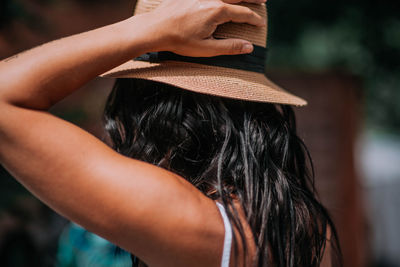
[0,0,267,110]
[0,1,269,265]
[140,0,267,56]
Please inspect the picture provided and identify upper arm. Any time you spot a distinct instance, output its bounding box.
[0,104,225,267]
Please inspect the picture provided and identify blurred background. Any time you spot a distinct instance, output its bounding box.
[0,0,399,266]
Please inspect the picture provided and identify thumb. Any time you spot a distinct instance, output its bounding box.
[202,38,254,56]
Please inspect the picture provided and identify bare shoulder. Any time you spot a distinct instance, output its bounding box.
[0,105,230,267]
[92,158,230,267]
[321,225,333,267]
[220,198,257,267]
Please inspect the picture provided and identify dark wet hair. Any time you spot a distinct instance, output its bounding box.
[103,78,342,267]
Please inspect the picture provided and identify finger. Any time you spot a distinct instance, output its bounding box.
[218,4,266,27]
[200,38,254,56]
[222,0,266,4]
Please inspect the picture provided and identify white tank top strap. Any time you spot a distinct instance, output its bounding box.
[216,201,233,267]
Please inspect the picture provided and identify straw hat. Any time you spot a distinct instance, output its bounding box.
[101,0,307,106]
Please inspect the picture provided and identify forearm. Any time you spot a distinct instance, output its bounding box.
[0,0,264,111]
[0,14,161,110]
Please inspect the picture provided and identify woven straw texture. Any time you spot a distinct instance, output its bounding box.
[101,0,307,106]
[134,0,267,47]
[102,61,306,106]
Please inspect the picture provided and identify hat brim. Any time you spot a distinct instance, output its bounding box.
[100,60,307,106]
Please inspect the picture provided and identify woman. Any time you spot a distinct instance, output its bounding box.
[0,0,341,266]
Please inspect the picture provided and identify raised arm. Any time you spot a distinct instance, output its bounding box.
[0,0,265,266]
[0,0,265,110]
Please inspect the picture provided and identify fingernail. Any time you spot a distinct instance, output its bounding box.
[242,43,253,53]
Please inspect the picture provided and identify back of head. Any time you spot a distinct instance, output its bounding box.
[103,78,341,266]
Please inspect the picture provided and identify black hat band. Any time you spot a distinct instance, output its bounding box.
[134,45,267,74]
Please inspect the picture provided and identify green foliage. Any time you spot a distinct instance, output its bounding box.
[267,0,400,133]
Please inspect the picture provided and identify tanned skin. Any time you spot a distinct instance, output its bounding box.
[0,0,334,265]
[0,0,266,266]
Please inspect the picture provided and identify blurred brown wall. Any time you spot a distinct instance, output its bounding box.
[0,0,133,58]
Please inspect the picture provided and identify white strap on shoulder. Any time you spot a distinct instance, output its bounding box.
[216,202,233,267]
